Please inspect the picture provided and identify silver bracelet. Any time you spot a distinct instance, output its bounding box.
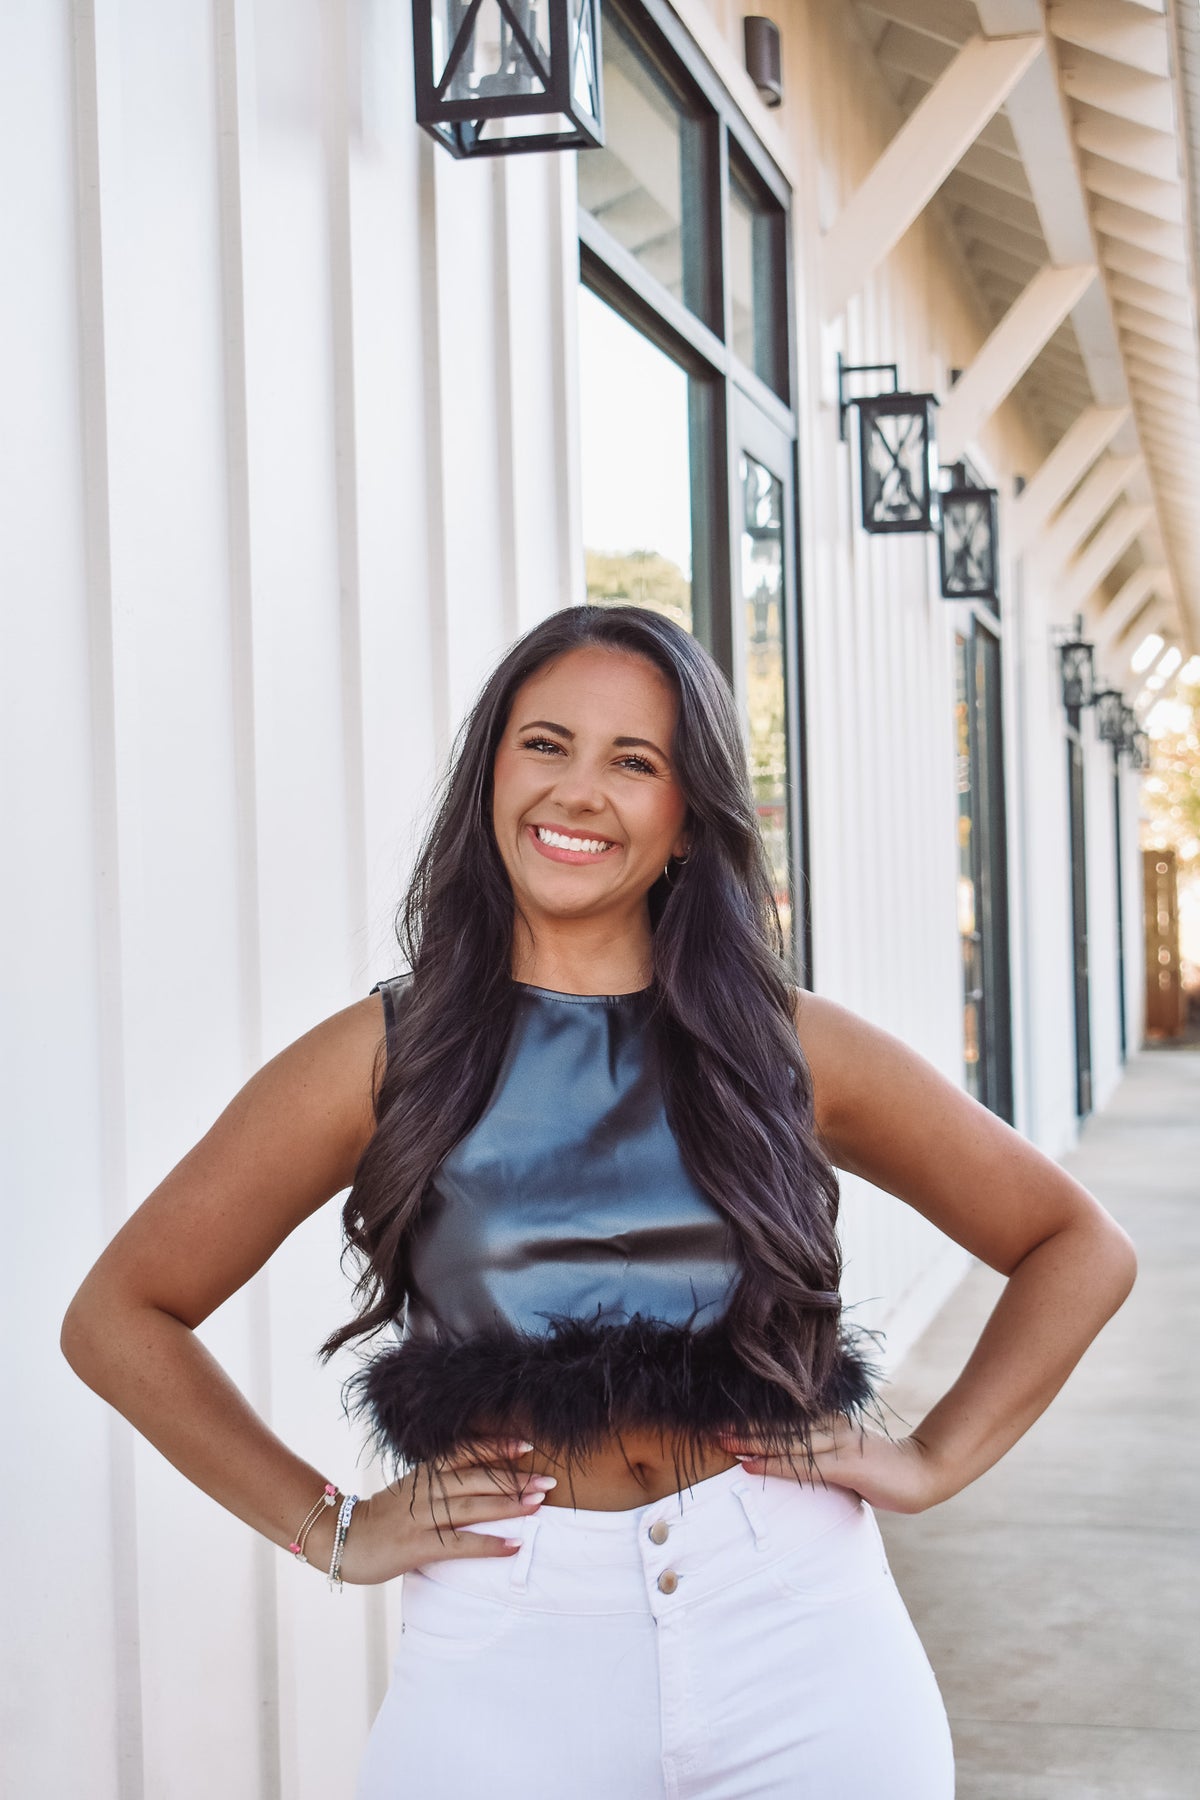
[327,1492,360,1592]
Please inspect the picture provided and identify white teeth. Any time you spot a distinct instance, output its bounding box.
[534,827,613,854]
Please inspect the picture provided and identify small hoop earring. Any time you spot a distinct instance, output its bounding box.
[663,850,691,883]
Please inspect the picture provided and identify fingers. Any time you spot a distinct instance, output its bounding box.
[427,1489,553,1531]
[424,1438,542,1497]
[450,1529,525,1558]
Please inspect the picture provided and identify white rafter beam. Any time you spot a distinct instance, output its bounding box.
[1051,2,1170,80]
[821,33,1043,320]
[1090,565,1166,653]
[937,264,1097,460]
[1010,406,1130,552]
[1039,455,1142,569]
[1058,503,1156,617]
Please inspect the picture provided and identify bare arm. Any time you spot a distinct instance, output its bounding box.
[783,992,1138,1508]
[60,996,544,1579]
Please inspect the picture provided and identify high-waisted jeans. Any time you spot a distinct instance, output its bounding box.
[354,1464,955,1798]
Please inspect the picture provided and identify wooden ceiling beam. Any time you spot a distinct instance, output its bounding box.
[1106,272,1193,324]
[1009,408,1131,552]
[1058,503,1157,615]
[1090,564,1165,651]
[1098,238,1188,292]
[1039,454,1144,568]
[1113,304,1193,350]
[938,264,1097,460]
[1049,2,1171,80]
[857,0,976,48]
[1080,155,1183,222]
[1059,51,1172,132]
[821,34,1043,319]
[1091,199,1188,259]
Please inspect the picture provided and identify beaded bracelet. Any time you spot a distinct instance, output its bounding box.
[328,1492,360,1592]
[287,1480,339,1565]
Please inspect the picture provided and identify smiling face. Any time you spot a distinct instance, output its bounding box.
[491,644,691,939]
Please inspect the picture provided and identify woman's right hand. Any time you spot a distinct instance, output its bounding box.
[321,1440,554,1585]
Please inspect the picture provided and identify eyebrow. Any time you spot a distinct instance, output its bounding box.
[516,719,670,762]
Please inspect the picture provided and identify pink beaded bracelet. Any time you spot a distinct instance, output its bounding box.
[287,1481,339,1564]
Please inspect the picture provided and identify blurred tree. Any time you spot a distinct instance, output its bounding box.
[586,550,691,632]
[1142,679,1200,876]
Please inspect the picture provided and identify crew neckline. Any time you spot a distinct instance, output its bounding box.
[511,978,653,1004]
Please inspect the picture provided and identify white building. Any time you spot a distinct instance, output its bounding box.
[5,2,1196,1795]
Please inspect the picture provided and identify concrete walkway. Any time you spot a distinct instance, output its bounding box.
[875,1042,1200,1799]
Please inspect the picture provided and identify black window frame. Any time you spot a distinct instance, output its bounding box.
[577,0,810,977]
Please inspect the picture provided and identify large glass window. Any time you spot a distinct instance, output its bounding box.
[576,0,805,970]
[728,153,787,398]
[578,286,695,632]
[954,618,1013,1120]
[740,453,791,943]
[576,8,715,326]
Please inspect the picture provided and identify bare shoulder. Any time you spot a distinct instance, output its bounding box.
[63,991,389,1332]
[787,986,1128,1276]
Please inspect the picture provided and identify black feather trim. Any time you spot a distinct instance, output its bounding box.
[342,1312,891,1504]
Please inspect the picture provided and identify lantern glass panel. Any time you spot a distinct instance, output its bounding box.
[433,0,550,100]
[577,7,715,326]
[573,0,600,111]
[1093,688,1125,744]
[940,487,997,600]
[858,396,937,533]
[1059,641,1094,711]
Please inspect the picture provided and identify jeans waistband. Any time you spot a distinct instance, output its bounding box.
[412,1465,875,1617]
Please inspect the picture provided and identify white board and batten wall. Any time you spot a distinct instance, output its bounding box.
[1,2,1142,1795]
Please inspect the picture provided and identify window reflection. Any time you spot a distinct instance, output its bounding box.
[955,634,982,1098]
[740,454,792,945]
[728,158,787,397]
[577,8,712,323]
[579,285,694,631]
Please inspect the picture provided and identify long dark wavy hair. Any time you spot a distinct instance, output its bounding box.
[319,603,854,1425]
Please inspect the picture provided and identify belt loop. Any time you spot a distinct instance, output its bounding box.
[508,1512,543,1593]
[732,1479,770,1551]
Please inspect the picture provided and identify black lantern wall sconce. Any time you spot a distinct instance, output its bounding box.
[1092,685,1127,748]
[1063,671,1151,768]
[1055,614,1096,716]
[938,463,1000,604]
[413,0,604,159]
[837,355,940,535]
[1122,704,1151,771]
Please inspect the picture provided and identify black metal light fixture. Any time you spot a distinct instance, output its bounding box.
[744,16,783,108]
[1056,614,1096,714]
[938,463,999,603]
[1092,686,1127,747]
[413,0,604,159]
[837,355,940,535]
[1118,703,1151,770]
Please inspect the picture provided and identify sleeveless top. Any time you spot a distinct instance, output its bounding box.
[348,972,883,1483]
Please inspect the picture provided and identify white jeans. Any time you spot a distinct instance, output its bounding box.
[355,1464,955,1799]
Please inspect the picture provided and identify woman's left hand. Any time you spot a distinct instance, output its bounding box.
[717,1421,950,1515]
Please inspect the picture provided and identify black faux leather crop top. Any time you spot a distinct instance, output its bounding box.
[348,973,883,1486]
[401,978,739,1340]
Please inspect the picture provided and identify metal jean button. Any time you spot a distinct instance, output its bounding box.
[648,1519,670,1546]
[657,1569,679,1595]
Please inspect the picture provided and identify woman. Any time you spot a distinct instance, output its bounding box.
[62,604,1136,1799]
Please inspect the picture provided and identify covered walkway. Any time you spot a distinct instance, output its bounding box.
[877,1042,1200,1798]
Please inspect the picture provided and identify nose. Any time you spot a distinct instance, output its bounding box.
[546,758,608,813]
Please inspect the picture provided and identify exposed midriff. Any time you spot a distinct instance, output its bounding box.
[513,1429,741,1510]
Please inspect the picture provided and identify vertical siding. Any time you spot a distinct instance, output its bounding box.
[2,0,1148,1793]
[5,2,576,1794]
